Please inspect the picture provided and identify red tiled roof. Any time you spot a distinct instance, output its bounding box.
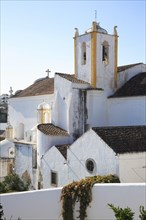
[55,144,70,159]
[117,63,142,72]
[55,73,89,84]
[37,123,69,136]
[93,126,146,154]
[12,77,54,98]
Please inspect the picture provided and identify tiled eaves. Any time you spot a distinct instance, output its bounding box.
[55,72,90,85]
[37,123,69,136]
[92,126,146,154]
[55,144,70,159]
[117,63,143,72]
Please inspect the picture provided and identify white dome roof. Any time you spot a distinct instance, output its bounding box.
[37,101,50,110]
[86,22,108,34]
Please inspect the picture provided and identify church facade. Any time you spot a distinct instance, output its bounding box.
[0,21,146,188]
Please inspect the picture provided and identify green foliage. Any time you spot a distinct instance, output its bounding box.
[108,204,134,220]
[139,206,146,220]
[61,174,120,220]
[0,174,30,193]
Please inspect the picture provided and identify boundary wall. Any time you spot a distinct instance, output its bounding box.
[1,183,146,220]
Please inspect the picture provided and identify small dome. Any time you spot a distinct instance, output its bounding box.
[86,22,108,34]
[37,101,50,110]
[96,23,108,34]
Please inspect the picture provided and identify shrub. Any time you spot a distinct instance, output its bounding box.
[108,203,134,220]
[0,173,30,193]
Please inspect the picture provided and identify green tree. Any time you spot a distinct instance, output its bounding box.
[0,174,30,193]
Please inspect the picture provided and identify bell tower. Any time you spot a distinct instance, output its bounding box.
[74,21,118,95]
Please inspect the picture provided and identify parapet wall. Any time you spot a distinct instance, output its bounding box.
[1,183,146,220]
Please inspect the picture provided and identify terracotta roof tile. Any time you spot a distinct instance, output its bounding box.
[110,72,146,97]
[37,123,69,136]
[55,73,89,84]
[92,126,146,154]
[55,144,70,159]
[117,63,142,72]
[12,77,54,98]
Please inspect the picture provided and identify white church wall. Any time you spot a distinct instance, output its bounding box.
[53,75,73,131]
[9,94,54,140]
[96,33,115,95]
[67,129,119,182]
[40,146,69,189]
[53,74,90,137]
[118,63,146,88]
[86,90,107,127]
[119,152,146,183]
[108,96,146,126]
[14,143,33,186]
[37,130,72,166]
[76,34,91,83]
[1,183,145,220]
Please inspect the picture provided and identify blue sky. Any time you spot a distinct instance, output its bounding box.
[1,0,146,95]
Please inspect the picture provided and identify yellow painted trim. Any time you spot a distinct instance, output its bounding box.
[91,31,97,88]
[6,127,13,139]
[74,37,77,77]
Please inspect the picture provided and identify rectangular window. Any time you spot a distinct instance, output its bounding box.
[51,171,58,186]
[7,163,13,174]
[32,148,37,169]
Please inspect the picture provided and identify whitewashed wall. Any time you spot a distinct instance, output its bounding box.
[1,183,145,220]
[37,129,72,164]
[87,90,108,127]
[68,129,119,182]
[119,152,146,183]
[96,33,115,96]
[40,146,69,189]
[14,143,33,184]
[53,75,72,131]
[76,33,91,83]
[39,129,118,189]
[53,74,89,136]
[9,94,54,141]
[108,96,146,126]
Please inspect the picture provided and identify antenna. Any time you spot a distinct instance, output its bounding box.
[95,10,97,22]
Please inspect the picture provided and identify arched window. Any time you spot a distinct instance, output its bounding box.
[81,42,86,65]
[102,41,109,64]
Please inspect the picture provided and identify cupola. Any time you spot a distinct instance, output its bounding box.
[37,101,51,124]
[6,122,14,139]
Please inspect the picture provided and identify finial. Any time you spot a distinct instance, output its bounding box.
[95,10,97,22]
[114,26,118,36]
[9,86,13,97]
[46,69,51,78]
[74,28,79,37]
